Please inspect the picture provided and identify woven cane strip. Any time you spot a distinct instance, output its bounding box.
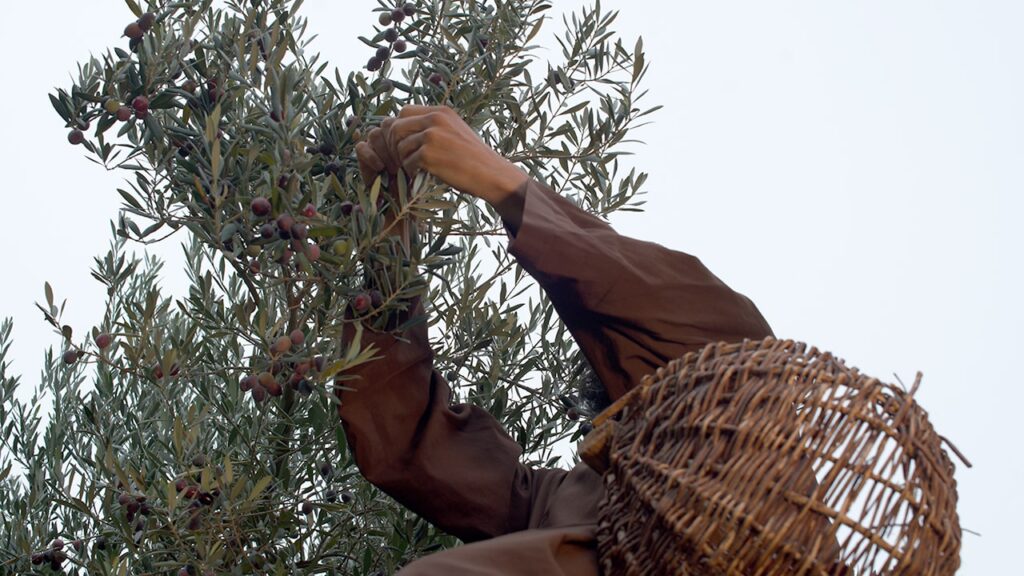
[593,338,961,576]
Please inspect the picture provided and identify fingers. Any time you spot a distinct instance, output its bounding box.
[356,113,437,185]
[386,114,436,161]
[355,141,385,185]
[367,127,399,173]
[396,130,428,164]
[378,117,407,169]
[401,147,426,177]
[365,106,451,179]
[398,104,440,118]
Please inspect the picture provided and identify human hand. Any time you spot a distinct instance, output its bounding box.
[355,125,403,188]
[354,124,414,250]
[381,105,527,206]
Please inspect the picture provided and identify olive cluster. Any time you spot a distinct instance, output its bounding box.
[238,349,325,405]
[239,163,390,409]
[294,461,355,525]
[99,463,224,574]
[69,93,154,146]
[30,538,80,572]
[123,11,157,51]
[61,332,114,367]
[172,467,223,532]
[65,12,157,146]
[69,24,236,149]
[314,461,354,509]
[116,490,152,525]
[248,201,323,265]
[235,278,382,408]
[366,3,418,72]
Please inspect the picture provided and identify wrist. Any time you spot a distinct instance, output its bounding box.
[486,162,528,236]
[477,156,527,206]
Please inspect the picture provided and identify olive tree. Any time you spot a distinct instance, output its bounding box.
[0,0,656,573]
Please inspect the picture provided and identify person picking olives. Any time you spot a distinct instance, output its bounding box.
[338,105,773,574]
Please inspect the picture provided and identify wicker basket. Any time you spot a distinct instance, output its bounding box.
[580,338,967,576]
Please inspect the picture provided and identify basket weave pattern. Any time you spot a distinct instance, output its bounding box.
[584,338,961,576]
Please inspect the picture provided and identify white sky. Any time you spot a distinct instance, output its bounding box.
[1,1,1020,573]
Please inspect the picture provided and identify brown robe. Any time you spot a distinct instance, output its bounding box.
[336,177,773,574]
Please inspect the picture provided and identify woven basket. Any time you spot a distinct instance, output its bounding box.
[580,338,966,576]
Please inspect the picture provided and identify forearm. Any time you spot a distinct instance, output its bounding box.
[471,158,529,235]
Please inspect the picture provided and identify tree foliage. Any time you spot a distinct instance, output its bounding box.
[1,0,656,573]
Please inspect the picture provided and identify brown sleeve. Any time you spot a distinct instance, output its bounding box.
[335,176,769,541]
[506,178,774,400]
[335,300,565,542]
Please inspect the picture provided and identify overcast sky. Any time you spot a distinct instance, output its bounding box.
[1,1,1019,573]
